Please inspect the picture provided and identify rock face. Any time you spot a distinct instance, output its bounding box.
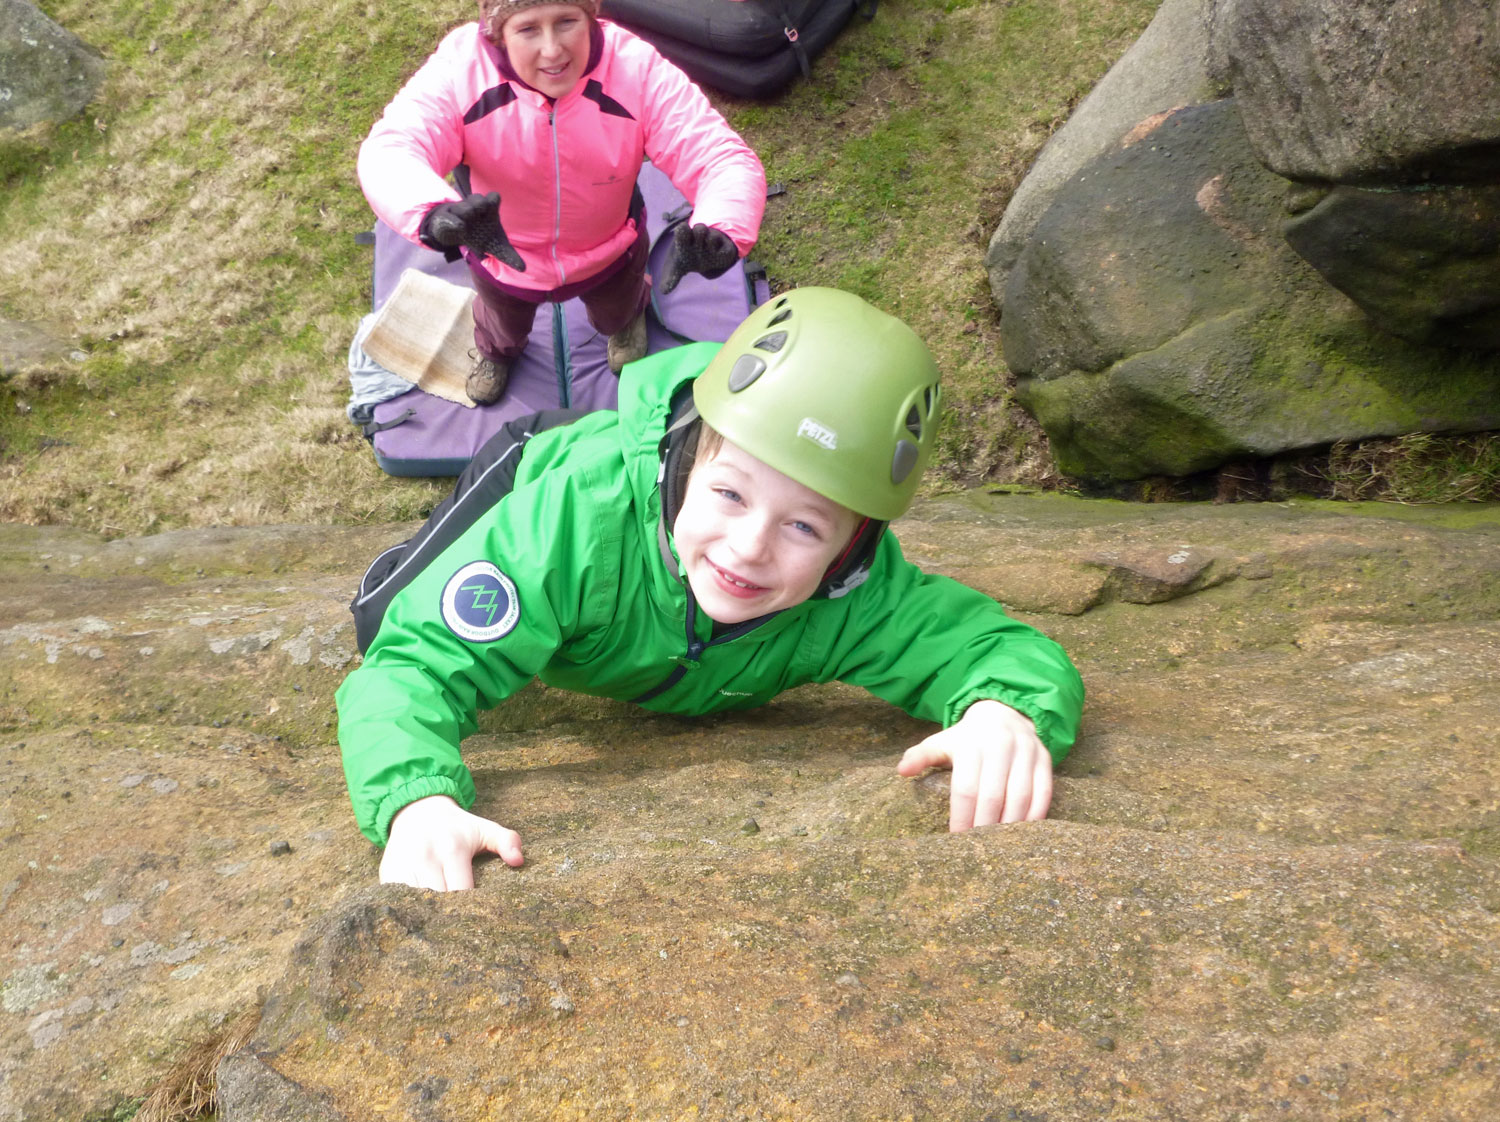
[0,1,107,131]
[985,0,1225,307]
[5,500,1496,1120]
[1282,183,1500,349]
[1005,101,1500,480]
[0,523,391,1122]
[0,317,85,377]
[1210,0,1500,349]
[996,0,1500,483]
[1206,0,1500,184]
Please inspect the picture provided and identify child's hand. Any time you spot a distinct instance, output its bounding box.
[896,699,1053,832]
[380,795,524,891]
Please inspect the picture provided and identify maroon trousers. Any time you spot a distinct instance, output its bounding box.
[466,220,651,361]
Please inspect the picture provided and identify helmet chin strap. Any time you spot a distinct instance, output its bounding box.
[823,518,870,576]
[817,516,886,599]
[656,392,702,585]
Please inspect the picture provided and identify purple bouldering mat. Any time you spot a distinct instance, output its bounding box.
[358,160,769,478]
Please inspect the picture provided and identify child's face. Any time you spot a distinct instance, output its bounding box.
[673,438,860,625]
[502,4,591,99]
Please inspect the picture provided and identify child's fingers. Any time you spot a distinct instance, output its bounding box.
[970,744,1018,828]
[378,846,416,889]
[382,852,444,892]
[1024,752,1055,822]
[999,751,1035,824]
[895,740,951,777]
[900,727,1055,831]
[440,851,476,892]
[947,747,984,833]
[973,741,1054,827]
[480,821,526,868]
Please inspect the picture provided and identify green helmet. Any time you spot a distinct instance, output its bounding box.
[692,288,943,522]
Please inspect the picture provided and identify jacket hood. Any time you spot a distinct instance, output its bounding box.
[615,343,718,603]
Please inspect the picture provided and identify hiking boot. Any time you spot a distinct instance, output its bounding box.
[606,311,648,374]
[466,354,510,405]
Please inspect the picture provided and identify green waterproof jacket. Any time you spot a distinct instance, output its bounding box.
[338,342,1084,846]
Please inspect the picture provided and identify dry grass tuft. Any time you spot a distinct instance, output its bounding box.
[134,1006,263,1122]
[7,365,71,393]
[1306,433,1500,504]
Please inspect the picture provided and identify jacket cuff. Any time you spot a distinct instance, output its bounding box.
[946,687,1074,765]
[417,207,464,262]
[371,773,474,847]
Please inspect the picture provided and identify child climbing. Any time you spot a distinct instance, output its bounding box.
[338,288,1085,890]
[357,0,766,404]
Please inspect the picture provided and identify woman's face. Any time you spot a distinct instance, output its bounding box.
[502,4,591,99]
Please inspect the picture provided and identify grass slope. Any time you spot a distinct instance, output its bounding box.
[0,0,1156,533]
[8,1,1490,534]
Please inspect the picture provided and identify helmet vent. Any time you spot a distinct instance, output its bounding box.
[768,309,792,326]
[905,405,924,439]
[924,385,938,414]
[891,440,919,485]
[727,354,767,392]
[753,331,788,353]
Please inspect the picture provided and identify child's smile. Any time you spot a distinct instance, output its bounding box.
[673,436,858,625]
[704,557,776,604]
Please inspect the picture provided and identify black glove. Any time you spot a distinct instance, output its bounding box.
[421,192,526,271]
[658,223,738,294]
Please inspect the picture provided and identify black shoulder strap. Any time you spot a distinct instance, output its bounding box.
[350,407,588,653]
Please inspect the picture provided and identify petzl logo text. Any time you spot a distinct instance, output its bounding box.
[796,417,837,450]
[441,561,520,643]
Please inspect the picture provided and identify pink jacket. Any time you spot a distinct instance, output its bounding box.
[358,20,766,291]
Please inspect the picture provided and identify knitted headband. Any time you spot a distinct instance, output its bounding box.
[479,0,599,43]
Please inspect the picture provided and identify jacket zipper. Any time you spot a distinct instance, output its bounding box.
[629,587,771,705]
[548,107,566,284]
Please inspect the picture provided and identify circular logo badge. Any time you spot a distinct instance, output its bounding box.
[440,561,520,643]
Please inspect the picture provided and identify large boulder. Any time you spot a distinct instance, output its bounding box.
[993,0,1500,480]
[1208,0,1500,348]
[0,1,107,131]
[985,0,1224,308]
[1206,0,1500,184]
[1003,101,1500,482]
